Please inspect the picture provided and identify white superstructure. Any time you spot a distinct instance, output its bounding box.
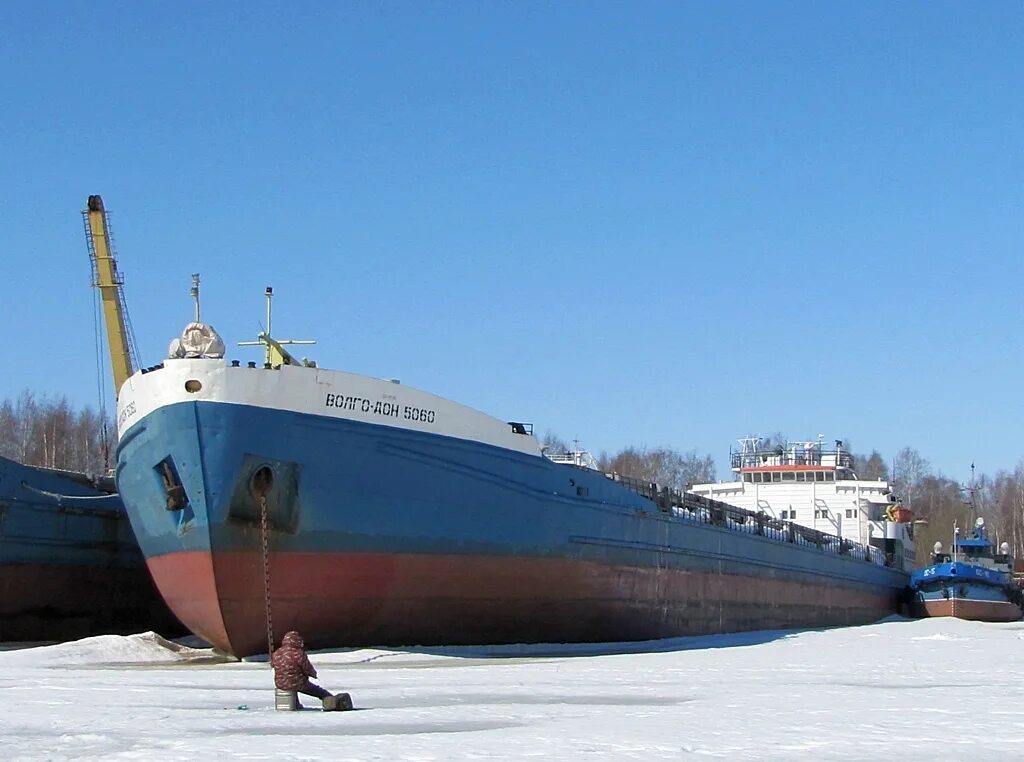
[689,436,916,570]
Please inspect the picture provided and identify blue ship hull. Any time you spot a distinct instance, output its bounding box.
[116,398,912,657]
[0,455,180,641]
[911,562,1022,621]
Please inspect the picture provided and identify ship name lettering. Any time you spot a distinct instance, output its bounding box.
[403,405,435,424]
[117,401,137,428]
[372,400,400,417]
[324,393,400,418]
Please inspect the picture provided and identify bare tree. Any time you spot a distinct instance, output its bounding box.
[891,447,930,511]
[911,474,970,565]
[679,449,716,487]
[1012,462,1024,558]
[540,430,570,457]
[602,445,715,491]
[853,450,888,480]
[0,398,15,461]
[0,391,113,475]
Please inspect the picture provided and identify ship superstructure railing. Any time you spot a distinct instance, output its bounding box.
[604,471,883,565]
[729,448,854,470]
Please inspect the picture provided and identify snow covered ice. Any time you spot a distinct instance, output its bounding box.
[2,617,1023,761]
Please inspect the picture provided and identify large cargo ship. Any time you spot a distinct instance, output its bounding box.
[113,292,914,658]
[0,455,180,641]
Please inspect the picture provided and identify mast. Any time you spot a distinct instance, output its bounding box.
[191,273,201,322]
[238,286,316,367]
[83,195,139,397]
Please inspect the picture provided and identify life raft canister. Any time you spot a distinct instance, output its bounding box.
[884,504,912,523]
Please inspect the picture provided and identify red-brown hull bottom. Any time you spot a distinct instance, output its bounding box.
[0,563,183,642]
[916,598,1022,622]
[148,551,897,657]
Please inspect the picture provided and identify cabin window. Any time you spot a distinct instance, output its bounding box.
[845,509,855,518]
[743,473,752,483]
[815,509,829,519]
[782,472,796,482]
[824,472,834,482]
[814,472,825,482]
[772,473,782,483]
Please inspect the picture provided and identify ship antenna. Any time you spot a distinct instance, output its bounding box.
[265,285,273,338]
[970,462,976,522]
[191,273,201,322]
[238,284,316,367]
[962,462,978,529]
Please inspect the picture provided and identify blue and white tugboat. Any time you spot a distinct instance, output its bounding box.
[910,518,1023,622]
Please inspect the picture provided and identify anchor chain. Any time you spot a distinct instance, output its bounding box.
[259,494,275,662]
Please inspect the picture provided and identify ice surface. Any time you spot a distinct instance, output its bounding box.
[1,617,1022,760]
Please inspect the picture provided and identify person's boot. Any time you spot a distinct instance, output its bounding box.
[322,693,353,711]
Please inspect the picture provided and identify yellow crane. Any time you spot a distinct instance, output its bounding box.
[83,195,139,398]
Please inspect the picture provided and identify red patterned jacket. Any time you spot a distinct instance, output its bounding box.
[271,631,317,691]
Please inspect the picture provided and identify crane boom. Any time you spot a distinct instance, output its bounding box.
[83,195,139,397]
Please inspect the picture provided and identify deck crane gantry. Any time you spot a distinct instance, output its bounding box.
[83,195,140,399]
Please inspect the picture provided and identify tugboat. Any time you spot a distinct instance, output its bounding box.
[910,517,1023,622]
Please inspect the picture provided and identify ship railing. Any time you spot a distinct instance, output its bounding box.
[605,471,880,563]
[546,449,600,470]
[729,449,854,470]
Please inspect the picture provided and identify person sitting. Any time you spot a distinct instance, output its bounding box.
[271,630,333,704]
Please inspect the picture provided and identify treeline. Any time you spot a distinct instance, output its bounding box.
[0,392,113,475]
[542,433,716,492]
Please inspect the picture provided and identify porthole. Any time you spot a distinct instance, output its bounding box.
[184,379,202,393]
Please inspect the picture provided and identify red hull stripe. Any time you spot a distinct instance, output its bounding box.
[919,598,1022,622]
[148,551,897,657]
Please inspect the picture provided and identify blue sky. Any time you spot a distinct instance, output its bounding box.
[2,2,1021,481]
